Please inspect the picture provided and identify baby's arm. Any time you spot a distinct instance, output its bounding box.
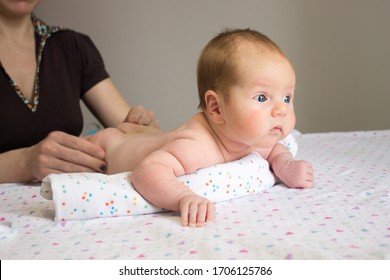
[267,143,314,188]
[131,143,214,227]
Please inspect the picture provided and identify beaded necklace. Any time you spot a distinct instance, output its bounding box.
[0,14,63,112]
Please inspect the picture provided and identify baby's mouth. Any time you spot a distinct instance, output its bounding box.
[270,126,282,133]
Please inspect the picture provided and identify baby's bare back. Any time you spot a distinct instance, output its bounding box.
[87,113,226,175]
[87,123,172,174]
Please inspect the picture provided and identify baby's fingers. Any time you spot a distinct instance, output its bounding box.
[205,202,215,224]
[180,201,190,227]
[188,202,199,227]
[180,201,199,227]
[195,201,215,227]
[180,200,199,227]
[180,200,215,227]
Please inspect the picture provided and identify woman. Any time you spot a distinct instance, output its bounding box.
[0,0,159,183]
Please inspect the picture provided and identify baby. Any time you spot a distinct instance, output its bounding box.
[86,29,314,227]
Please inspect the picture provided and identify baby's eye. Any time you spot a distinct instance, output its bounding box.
[255,94,267,103]
[284,96,291,103]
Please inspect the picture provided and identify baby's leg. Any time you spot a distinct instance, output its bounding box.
[116,122,161,134]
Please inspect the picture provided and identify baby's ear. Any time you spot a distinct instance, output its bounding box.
[205,90,224,124]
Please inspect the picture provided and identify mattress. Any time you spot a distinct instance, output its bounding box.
[1,130,389,259]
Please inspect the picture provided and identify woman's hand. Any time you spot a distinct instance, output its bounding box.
[26,131,107,181]
[124,105,160,128]
[83,79,160,128]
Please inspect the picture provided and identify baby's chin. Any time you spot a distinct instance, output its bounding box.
[257,139,279,150]
[280,128,294,139]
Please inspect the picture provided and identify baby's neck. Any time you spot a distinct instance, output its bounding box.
[198,112,256,161]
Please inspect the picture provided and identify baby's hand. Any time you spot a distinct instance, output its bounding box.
[278,160,314,189]
[178,194,215,227]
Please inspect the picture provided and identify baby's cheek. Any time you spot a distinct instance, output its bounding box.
[286,112,296,129]
[243,115,263,133]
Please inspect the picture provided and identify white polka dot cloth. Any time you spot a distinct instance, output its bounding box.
[40,134,297,221]
[1,130,389,260]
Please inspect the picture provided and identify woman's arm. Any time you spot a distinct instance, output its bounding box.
[0,148,34,183]
[82,78,159,128]
[0,131,106,183]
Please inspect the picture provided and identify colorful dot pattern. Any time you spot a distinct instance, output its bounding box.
[1,130,389,259]
[41,152,277,221]
[40,133,297,221]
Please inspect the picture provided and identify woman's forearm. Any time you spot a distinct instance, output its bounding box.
[0,148,34,183]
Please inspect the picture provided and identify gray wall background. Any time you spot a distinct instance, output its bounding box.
[36,0,390,133]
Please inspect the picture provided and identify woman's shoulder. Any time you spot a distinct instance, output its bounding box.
[46,29,100,58]
[50,29,92,44]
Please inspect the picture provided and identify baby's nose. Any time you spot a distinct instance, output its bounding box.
[272,102,287,117]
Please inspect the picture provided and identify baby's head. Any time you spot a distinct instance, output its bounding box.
[197,28,290,110]
[197,28,296,148]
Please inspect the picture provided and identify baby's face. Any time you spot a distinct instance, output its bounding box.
[221,45,296,149]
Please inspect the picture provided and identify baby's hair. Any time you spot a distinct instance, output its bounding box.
[197,28,286,110]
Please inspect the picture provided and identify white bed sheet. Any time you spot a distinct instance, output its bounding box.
[1,130,389,259]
